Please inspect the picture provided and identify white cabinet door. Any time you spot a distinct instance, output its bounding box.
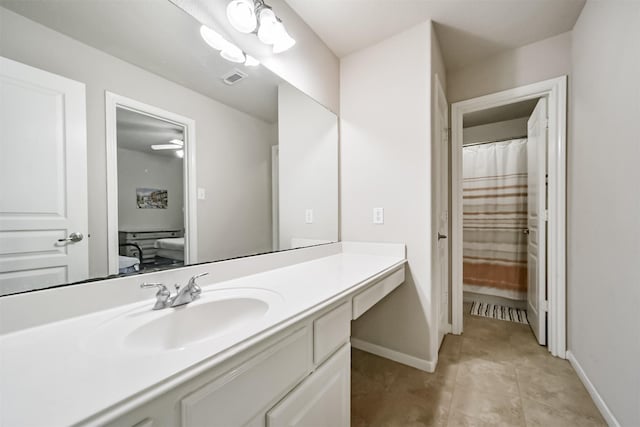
[181,328,311,427]
[267,344,350,427]
[0,56,88,295]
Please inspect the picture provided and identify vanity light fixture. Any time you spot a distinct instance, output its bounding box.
[226,0,296,53]
[151,139,183,151]
[226,0,257,33]
[176,150,184,158]
[256,6,278,45]
[244,55,260,67]
[220,43,246,64]
[200,25,261,67]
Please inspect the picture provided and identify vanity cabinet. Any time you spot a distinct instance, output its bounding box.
[267,344,350,427]
[105,302,352,427]
[352,267,405,319]
[181,327,311,427]
[99,265,405,427]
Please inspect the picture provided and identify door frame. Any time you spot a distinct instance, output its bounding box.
[271,145,279,252]
[105,92,198,275]
[450,76,567,358]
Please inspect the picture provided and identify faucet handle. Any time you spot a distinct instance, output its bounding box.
[141,282,165,289]
[188,272,208,298]
[141,282,171,310]
[188,272,208,288]
[190,272,209,281]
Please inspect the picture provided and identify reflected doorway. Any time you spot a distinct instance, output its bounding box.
[105,92,198,276]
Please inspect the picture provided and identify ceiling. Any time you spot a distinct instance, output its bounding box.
[284,0,585,70]
[116,108,184,158]
[464,98,538,128]
[1,0,283,122]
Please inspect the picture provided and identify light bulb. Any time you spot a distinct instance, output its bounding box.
[244,55,260,67]
[176,150,184,158]
[200,25,227,51]
[220,45,246,63]
[273,24,295,53]
[151,144,182,150]
[226,0,257,34]
[257,7,278,45]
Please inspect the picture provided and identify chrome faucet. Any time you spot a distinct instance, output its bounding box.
[140,272,209,310]
[140,282,172,310]
[171,272,207,307]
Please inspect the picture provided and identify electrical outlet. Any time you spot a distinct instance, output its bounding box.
[305,209,313,224]
[197,188,206,200]
[373,207,384,224]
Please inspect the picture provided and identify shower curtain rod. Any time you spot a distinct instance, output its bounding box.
[463,135,528,147]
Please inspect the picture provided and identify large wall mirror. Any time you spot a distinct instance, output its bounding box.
[0,0,339,297]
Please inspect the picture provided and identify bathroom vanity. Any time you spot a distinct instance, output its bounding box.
[0,242,406,426]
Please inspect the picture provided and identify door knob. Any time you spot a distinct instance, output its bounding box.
[58,232,84,243]
[438,233,448,240]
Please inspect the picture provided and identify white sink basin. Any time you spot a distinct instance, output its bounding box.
[81,288,283,355]
[125,297,269,351]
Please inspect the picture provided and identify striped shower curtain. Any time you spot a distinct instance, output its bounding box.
[462,138,528,300]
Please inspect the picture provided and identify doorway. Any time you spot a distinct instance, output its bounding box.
[450,77,567,358]
[105,92,198,276]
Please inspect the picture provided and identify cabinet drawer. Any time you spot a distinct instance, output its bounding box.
[352,267,405,319]
[313,302,351,364]
[181,327,311,427]
[267,344,350,427]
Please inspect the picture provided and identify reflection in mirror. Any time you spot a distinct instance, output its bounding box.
[116,108,185,273]
[0,0,338,296]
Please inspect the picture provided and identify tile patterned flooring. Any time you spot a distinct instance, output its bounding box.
[351,305,606,426]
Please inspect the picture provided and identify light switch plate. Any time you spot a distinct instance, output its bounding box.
[373,207,384,224]
[305,209,313,224]
[197,188,206,200]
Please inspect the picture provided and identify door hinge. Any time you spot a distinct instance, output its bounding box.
[543,118,549,130]
[542,300,549,312]
[544,209,549,221]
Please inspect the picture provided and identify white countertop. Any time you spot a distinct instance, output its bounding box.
[0,247,405,426]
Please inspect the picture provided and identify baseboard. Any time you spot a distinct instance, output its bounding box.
[351,338,436,373]
[566,350,620,427]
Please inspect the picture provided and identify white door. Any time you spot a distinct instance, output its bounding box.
[267,344,350,427]
[0,57,88,295]
[435,77,450,346]
[526,98,548,345]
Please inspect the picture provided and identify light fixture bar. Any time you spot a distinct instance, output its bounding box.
[151,144,182,150]
[226,0,296,54]
[200,25,257,65]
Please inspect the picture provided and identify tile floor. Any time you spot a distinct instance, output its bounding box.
[351,304,606,426]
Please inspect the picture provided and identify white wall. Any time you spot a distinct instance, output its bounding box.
[568,1,640,425]
[117,148,184,231]
[463,117,529,145]
[0,8,275,277]
[341,21,435,366]
[447,32,572,103]
[278,84,339,249]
